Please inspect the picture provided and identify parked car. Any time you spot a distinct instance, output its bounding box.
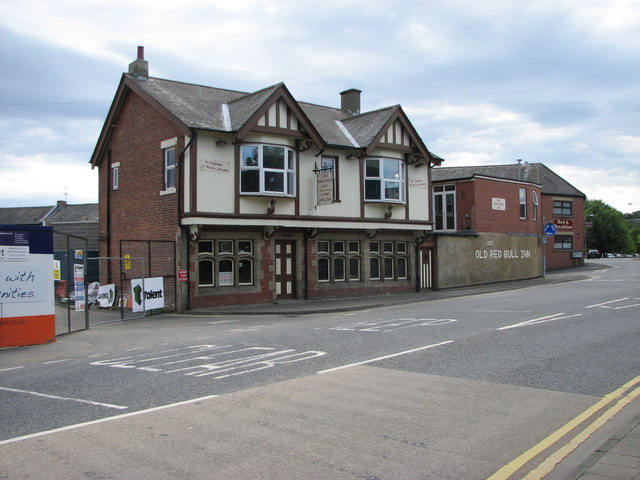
[587,249,600,258]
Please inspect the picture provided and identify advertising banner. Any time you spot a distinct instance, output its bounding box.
[97,284,116,308]
[131,277,164,312]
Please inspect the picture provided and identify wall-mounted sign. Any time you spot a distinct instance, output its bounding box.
[177,269,188,282]
[201,159,231,173]
[492,198,506,211]
[553,218,574,230]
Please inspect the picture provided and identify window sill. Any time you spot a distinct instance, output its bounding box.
[364,200,406,205]
[160,187,176,196]
[240,192,295,198]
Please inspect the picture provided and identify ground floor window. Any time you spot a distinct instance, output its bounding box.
[369,240,408,281]
[198,239,254,287]
[317,240,361,282]
[553,235,573,250]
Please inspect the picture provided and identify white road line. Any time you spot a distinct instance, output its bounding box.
[0,366,25,372]
[316,340,454,374]
[42,359,70,365]
[498,313,583,331]
[616,302,640,310]
[0,386,128,410]
[0,393,220,446]
[586,298,629,309]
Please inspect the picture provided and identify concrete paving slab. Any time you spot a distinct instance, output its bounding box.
[0,366,598,480]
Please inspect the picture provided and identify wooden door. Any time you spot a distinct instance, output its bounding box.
[275,240,296,299]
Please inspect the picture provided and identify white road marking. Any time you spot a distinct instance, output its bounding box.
[0,393,220,446]
[0,366,25,372]
[42,359,70,364]
[316,340,454,374]
[498,313,583,331]
[0,386,128,410]
[586,298,630,309]
[329,317,457,332]
[92,344,326,379]
[615,301,640,310]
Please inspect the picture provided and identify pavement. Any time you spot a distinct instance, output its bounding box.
[182,261,640,479]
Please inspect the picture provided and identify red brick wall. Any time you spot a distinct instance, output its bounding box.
[472,178,541,235]
[98,91,183,284]
[543,194,585,270]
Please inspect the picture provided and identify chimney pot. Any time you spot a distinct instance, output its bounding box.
[137,45,145,60]
[340,88,362,115]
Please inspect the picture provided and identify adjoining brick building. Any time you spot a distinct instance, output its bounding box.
[426,162,585,289]
[90,48,441,312]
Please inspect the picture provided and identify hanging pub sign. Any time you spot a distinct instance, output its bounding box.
[316,169,334,206]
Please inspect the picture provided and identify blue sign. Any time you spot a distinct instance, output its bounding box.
[544,223,557,236]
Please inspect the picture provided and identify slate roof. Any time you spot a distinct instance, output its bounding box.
[0,203,98,226]
[0,206,54,225]
[431,163,585,197]
[46,203,98,224]
[126,76,245,131]
[122,74,425,153]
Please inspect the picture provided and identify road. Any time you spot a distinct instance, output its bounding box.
[1,259,638,479]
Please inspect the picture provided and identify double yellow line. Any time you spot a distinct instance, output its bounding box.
[488,375,640,480]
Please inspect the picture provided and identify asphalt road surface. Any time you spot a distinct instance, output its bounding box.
[1,259,638,479]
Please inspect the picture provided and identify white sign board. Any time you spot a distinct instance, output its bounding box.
[0,265,49,303]
[97,284,116,308]
[316,171,334,206]
[492,198,506,211]
[74,264,85,311]
[131,277,165,312]
[0,246,29,262]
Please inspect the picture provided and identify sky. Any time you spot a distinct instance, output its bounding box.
[0,0,638,213]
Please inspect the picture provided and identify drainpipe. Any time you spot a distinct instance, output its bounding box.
[178,130,197,310]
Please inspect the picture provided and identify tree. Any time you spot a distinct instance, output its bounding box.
[625,211,640,254]
[585,200,634,254]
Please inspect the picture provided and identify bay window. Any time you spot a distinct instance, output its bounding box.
[364,158,406,202]
[240,144,295,196]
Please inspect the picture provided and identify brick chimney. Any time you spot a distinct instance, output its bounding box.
[128,46,149,77]
[340,88,362,115]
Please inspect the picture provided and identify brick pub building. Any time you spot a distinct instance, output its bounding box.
[90,48,440,312]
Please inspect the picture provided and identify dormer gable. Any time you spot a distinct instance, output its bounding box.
[341,106,435,166]
[230,83,324,150]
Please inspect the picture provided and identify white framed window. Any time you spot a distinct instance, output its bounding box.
[532,190,539,221]
[519,188,527,219]
[364,158,406,202]
[112,163,119,190]
[197,240,255,287]
[164,147,176,190]
[433,185,456,231]
[240,144,295,196]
